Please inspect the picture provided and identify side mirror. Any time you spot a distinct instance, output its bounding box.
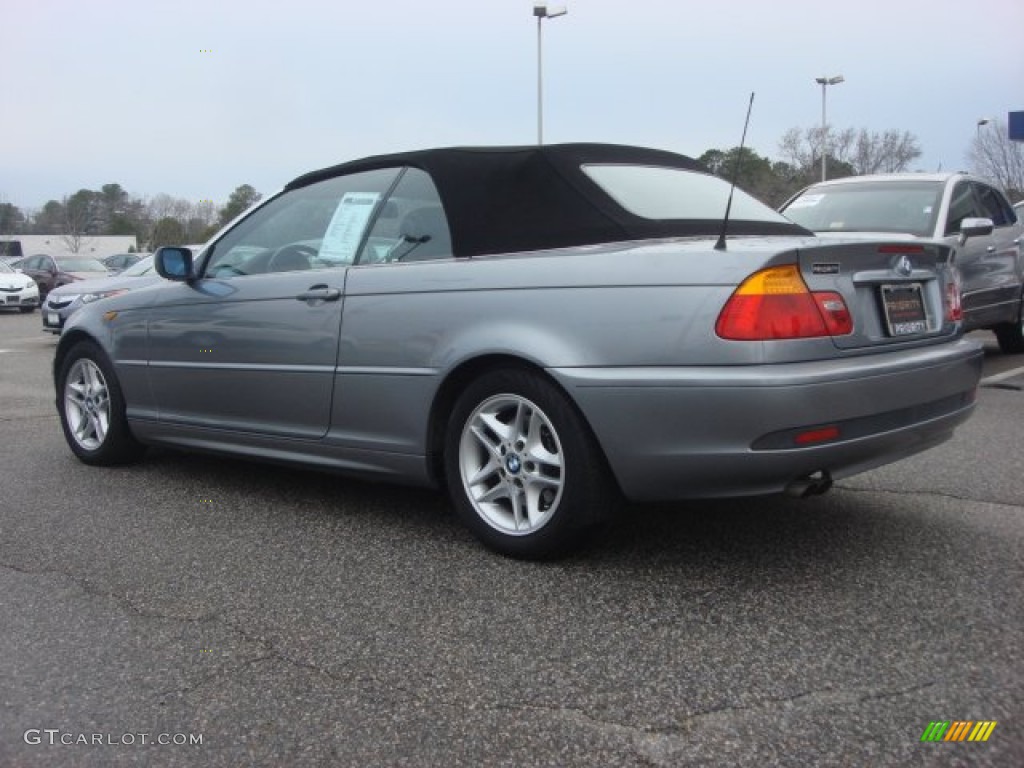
[155,246,194,281]
[958,217,994,245]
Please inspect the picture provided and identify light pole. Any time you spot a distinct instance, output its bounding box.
[534,2,567,145]
[815,74,844,181]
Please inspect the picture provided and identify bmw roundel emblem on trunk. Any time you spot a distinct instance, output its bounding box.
[894,255,913,276]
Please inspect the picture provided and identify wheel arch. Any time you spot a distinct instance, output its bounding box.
[424,353,618,494]
[53,329,103,390]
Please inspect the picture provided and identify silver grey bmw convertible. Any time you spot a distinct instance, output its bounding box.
[54,144,983,558]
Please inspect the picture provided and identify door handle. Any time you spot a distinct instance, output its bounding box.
[986,246,996,253]
[295,286,341,302]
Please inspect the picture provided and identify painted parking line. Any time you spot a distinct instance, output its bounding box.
[980,365,1024,386]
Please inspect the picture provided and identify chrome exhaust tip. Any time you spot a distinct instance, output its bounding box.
[785,470,833,499]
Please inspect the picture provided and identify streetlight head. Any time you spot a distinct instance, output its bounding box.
[534,2,567,18]
[977,118,991,127]
[829,75,844,85]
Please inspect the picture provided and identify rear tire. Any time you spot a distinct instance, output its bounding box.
[443,368,614,559]
[994,294,1024,353]
[57,340,145,465]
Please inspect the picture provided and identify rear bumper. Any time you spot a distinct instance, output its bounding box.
[549,339,984,501]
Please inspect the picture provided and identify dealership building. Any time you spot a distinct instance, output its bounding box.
[0,235,138,261]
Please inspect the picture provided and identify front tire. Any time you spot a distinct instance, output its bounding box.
[444,369,614,559]
[994,293,1024,353]
[57,340,145,465]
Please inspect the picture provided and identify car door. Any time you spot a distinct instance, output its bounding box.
[144,168,401,439]
[23,256,53,298]
[973,181,1024,323]
[943,180,1005,327]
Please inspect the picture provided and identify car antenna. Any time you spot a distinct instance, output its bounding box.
[714,92,755,252]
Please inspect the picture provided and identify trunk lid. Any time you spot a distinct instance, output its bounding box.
[793,239,958,350]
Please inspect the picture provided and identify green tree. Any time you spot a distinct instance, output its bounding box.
[33,200,65,234]
[150,217,186,249]
[219,184,262,227]
[698,146,790,207]
[0,203,25,234]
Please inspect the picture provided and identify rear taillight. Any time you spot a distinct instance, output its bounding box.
[716,264,853,340]
[945,268,963,322]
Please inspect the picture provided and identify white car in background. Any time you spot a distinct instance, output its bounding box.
[781,173,1024,353]
[0,259,39,312]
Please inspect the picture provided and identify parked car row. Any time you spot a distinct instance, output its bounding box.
[8,254,110,306]
[53,143,984,558]
[780,172,1024,352]
[0,248,193,329]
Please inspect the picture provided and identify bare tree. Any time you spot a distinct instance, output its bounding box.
[970,120,1024,200]
[59,194,95,254]
[850,129,922,174]
[779,125,921,178]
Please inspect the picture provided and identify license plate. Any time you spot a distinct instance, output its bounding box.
[4,296,16,304]
[880,283,928,336]
[46,312,60,326]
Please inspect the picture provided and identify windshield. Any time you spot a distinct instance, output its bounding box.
[121,255,155,276]
[582,164,792,223]
[782,181,943,236]
[0,261,12,273]
[59,257,108,272]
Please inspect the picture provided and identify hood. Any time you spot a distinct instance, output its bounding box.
[0,272,36,290]
[63,270,113,282]
[49,273,162,298]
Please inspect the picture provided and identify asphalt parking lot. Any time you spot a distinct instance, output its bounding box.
[1,310,1022,767]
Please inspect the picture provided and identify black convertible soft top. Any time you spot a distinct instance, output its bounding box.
[286,143,807,258]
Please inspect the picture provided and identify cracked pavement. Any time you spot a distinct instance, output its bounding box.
[1,313,1021,766]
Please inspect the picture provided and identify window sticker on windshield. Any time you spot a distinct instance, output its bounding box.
[320,192,380,263]
[787,193,824,209]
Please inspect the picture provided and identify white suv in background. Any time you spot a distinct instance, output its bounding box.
[781,173,1024,353]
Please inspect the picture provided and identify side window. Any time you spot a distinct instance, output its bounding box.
[359,168,452,264]
[974,183,1013,227]
[944,181,983,236]
[203,168,401,278]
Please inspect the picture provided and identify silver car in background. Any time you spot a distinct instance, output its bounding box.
[54,144,983,558]
[42,247,203,334]
[43,255,159,334]
[781,172,1024,353]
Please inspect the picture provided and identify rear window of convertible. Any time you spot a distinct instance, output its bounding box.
[582,164,792,224]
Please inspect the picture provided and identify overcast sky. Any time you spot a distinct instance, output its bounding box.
[4,0,1022,210]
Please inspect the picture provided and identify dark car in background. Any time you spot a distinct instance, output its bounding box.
[12,254,110,305]
[780,172,1024,352]
[55,144,982,558]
